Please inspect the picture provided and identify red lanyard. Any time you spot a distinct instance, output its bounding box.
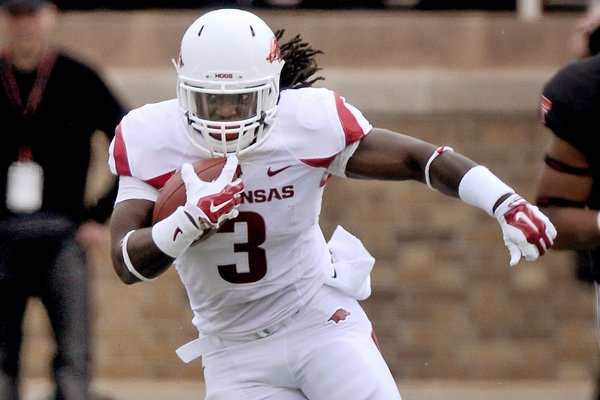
[0,49,56,117]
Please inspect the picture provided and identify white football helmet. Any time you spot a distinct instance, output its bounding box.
[174,9,285,156]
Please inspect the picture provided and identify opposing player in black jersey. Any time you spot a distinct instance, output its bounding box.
[535,3,600,399]
[537,55,600,256]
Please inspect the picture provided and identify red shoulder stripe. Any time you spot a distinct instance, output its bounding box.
[334,92,365,145]
[146,170,176,190]
[113,124,131,177]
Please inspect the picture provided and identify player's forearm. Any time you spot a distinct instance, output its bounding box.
[348,128,477,194]
[424,150,477,197]
[540,206,600,250]
[112,228,174,284]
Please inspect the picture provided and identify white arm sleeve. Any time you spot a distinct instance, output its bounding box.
[458,166,514,216]
[115,175,159,204]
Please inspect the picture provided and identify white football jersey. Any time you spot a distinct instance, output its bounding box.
[109,87,372,338]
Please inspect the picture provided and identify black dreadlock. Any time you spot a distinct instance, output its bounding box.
[275,29,324,90]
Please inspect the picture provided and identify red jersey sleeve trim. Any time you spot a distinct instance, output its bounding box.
[301,155,337,169]
[113,124,132,177]
[113,123,176,189]
[146,170,176,190]
[334,92,366,145]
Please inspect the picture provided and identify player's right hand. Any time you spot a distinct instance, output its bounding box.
[181,155,244,232]
[494,194,557,267]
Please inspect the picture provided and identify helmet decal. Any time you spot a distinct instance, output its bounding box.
[178,48,184,68]
[266,37,281,63]
[213,72,234,79]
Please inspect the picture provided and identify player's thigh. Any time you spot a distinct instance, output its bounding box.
[293,286,401,400]
[202,334,306,400]
[203,351,308,400]
[205,385,307,400]
[298,334,401,400]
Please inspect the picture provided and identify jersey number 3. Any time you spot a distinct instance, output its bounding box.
[217,211,267,284]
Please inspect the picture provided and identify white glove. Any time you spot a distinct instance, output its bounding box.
[152,156,244,258]
[493,194,557,267]
[181,155,244,231]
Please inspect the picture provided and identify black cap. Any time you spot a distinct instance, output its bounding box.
[0,0,53,14]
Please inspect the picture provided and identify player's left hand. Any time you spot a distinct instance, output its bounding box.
[493,194,557,267]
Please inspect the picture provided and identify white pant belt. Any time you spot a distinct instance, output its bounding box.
[176,313,298,363]
[176,335,221,363]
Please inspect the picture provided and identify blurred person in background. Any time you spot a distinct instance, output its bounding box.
[0,0,125,399]
[569,0,600,60]
[535,1,600,399]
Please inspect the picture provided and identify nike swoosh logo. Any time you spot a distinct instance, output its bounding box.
[210,199,233,213]
[172,227,183,241]
[267,165,292,177]
[514,211,538,232]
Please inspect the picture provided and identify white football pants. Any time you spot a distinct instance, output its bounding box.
[200,284,402,400]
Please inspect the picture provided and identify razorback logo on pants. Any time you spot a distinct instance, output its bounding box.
[328,308,350,324]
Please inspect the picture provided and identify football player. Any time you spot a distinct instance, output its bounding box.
[535,2,600,399]
[108,9,556,400]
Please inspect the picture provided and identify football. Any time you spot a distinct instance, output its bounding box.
[152,158,228,224]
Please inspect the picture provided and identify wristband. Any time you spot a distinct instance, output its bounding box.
[458,165,515,216]
[425,146,454,190]
[122,230,156,282]
[492,193,526,220]
[151,206,203,258]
